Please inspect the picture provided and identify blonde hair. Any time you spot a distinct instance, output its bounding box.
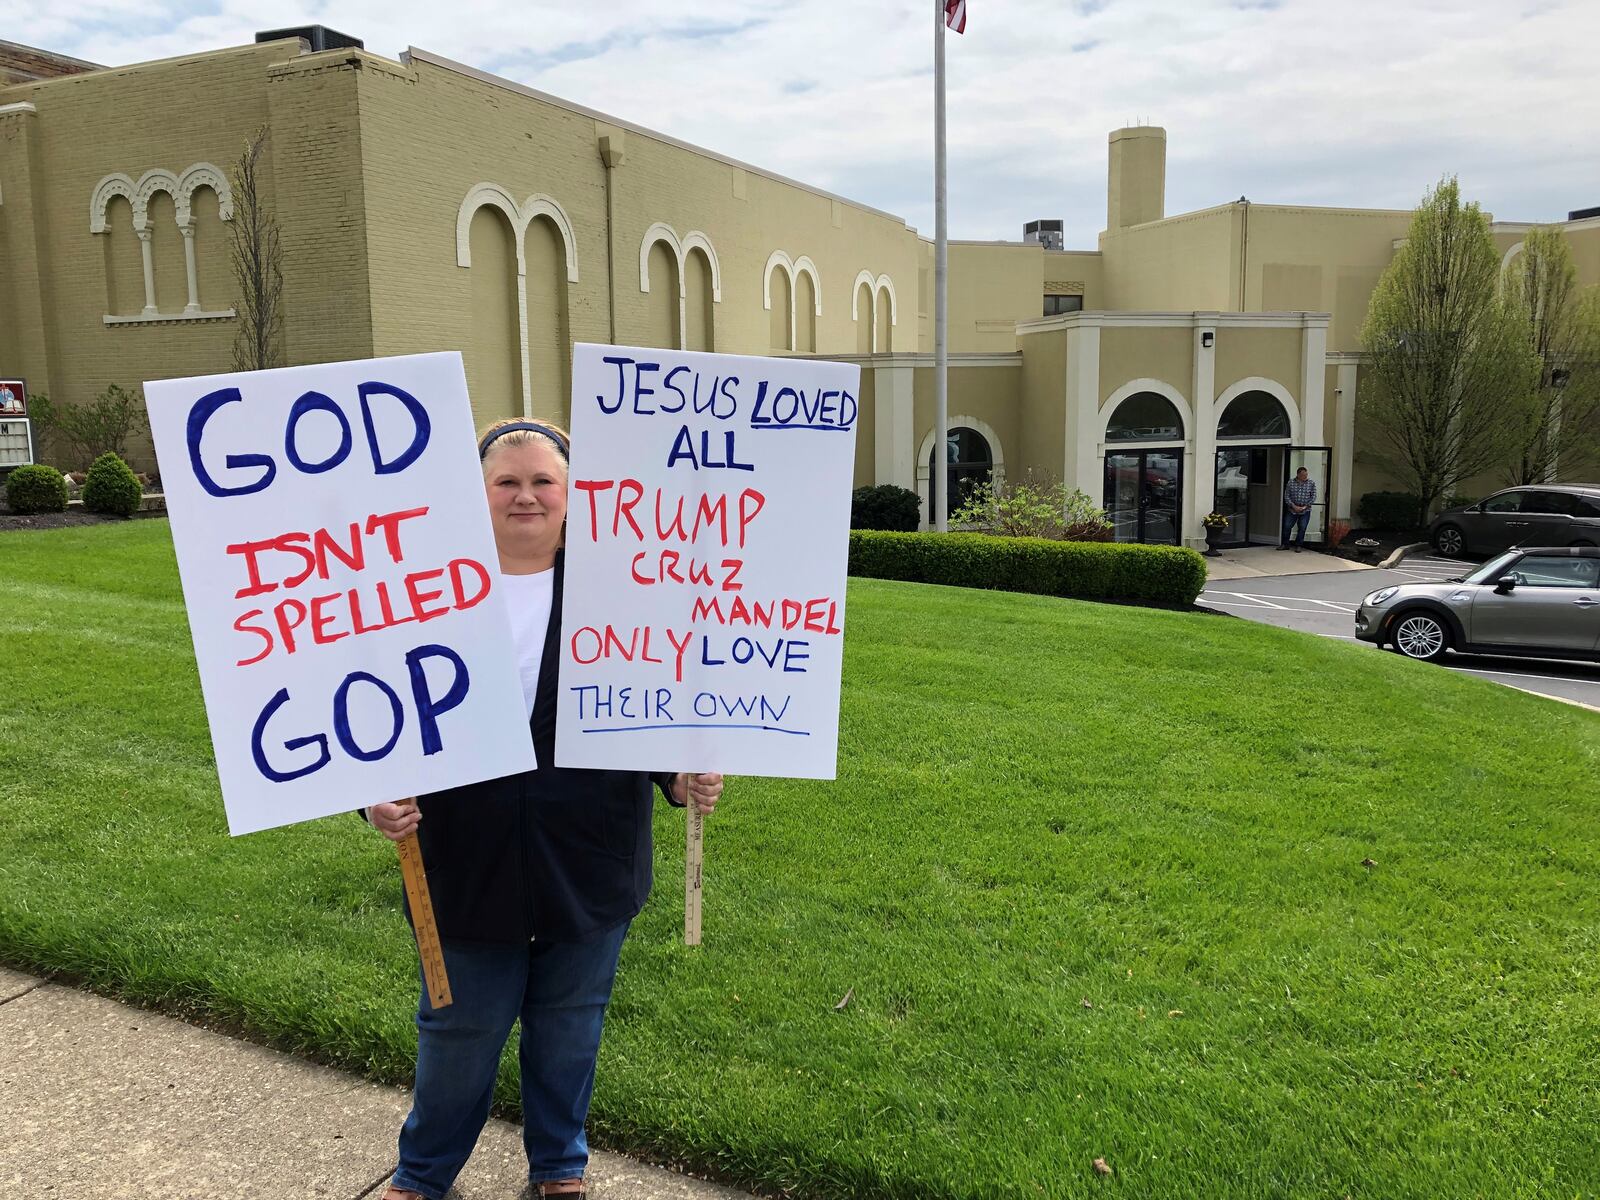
[477,417,571,476]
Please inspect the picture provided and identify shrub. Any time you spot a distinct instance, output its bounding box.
[848,531,1208,607]
[28,384,148,472]
[949,475,1112,541]
[1357,491,1423,530]
[851,484,921,532]
[4,464,69,514]
[81,452,143,517]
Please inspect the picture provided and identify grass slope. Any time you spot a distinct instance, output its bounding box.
[1,523,1597,1199]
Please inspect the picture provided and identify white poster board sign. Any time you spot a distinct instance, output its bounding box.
[557,344,859,779]
[145,352,536,835]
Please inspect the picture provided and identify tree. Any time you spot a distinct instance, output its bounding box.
[1358,178,1539,523]
[1500,225,1600,484]
[229,126,284,372]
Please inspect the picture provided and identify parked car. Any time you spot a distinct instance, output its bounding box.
[1354,545,1599,662]
[1429,484,1600,557]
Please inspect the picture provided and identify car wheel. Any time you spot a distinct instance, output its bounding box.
[1433,525,1465,557]
[1391,611,1451,662]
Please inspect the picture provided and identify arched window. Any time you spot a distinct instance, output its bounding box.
[1106,392,1183,442]
[1217,390,1291,439]
[928,426,993,523]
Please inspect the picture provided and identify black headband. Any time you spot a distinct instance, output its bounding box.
[478,421,570,461]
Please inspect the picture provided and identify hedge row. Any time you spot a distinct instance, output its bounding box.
[848,531,1208,606]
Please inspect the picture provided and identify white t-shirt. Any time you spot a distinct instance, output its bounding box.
[499,568,555,719]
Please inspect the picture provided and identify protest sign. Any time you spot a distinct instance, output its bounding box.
[557,344,859,780]
[145,352,536,836]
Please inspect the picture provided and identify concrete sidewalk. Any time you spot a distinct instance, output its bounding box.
[1204,545,1373,581]
[0,966,757,1200]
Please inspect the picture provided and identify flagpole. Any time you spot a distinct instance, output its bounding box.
[933,0,949,532]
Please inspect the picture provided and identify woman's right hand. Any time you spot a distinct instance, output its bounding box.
[368,799,421,842]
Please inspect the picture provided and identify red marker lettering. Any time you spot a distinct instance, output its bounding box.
[233,609,273,666]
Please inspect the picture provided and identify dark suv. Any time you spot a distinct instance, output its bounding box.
[1429,485,1600,557]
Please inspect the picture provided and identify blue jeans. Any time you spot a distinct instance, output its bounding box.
[390,922,630,1199]
[1281,508,1310,547]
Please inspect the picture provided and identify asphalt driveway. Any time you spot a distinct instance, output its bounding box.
[1199,552,1600,709]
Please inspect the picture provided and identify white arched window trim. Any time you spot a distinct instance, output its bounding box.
[875,273,898,326]
[1498,240,1526,296]
[455,182,582,418]
[91,162,235,317]
[915,414,1006,531]
[764,251,822,351]
[851,269,899,352]
[640,222,721,348]
[1099,378,1193,446]
[456,184,580,282]
[850,268,876,321]
[1214,376,1302,444]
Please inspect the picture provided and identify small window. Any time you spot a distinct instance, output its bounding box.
[1044,294,1083,316]
[1482,491,1524,514]
[1574,496,1600,519]
[1512,556,1600,588]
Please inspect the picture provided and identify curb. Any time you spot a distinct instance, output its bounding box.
[1378,542,1426,569]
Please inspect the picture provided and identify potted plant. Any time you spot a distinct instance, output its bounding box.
[1353,536,1381,563]
[1202,511,1229,556]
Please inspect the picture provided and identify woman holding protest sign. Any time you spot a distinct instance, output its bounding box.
[367,416,724,1200]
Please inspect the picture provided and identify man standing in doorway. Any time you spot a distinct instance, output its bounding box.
[1280,467,1317,552]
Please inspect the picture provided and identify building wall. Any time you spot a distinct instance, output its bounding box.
[1098,204,1238,312]
[1239,206,1411,352]
[0,40,305,470]
[1099,327,1192,406]
[1213,327,1304,405]
[1017,329,1067,483]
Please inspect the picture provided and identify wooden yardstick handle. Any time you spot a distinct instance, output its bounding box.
[685,799,704,946]
[396,831,453,1008]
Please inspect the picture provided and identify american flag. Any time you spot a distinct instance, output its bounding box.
[945,0,966,34]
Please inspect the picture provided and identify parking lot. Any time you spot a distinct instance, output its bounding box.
[1199,552,1600,708]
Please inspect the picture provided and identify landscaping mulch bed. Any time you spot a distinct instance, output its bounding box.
[0,509,167,532]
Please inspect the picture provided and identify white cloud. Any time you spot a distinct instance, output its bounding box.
[7,0,1598,243]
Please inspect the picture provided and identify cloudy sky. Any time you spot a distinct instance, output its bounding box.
[8,0,1598,244]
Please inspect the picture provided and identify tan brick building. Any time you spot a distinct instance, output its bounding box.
[2,30,1596,548]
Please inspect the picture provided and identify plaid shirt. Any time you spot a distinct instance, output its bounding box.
[1284,477,1317,509]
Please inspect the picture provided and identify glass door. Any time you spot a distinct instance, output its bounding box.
[1286,446,1332,545]
[1104,453,1142,543]
[1214,448,1253,547]
[1104,450,1183,545]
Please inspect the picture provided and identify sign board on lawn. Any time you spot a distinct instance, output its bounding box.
[556,344,859,779]
[145,352,536,836]
[0,378,32,468]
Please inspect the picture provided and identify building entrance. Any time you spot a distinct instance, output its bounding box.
[1104,450,1182,545]
[1213,445,1332,547]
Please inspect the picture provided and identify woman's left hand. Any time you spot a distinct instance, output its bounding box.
[672,772,724,816]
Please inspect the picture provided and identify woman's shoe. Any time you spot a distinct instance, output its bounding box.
[531,1181,586,1198]
[381,1186,426,1200]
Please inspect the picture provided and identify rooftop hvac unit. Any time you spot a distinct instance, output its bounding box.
[256,25,364,53]
[1023,219,1066,251]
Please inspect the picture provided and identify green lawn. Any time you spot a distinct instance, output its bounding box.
[1,522,1597,1199]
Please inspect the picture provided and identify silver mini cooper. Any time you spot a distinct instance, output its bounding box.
[1355,546,1600,663]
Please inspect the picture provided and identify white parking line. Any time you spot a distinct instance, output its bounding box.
[1245,593,1360,611]
[1200,595,1356,617]
[1202,591,1287,610]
